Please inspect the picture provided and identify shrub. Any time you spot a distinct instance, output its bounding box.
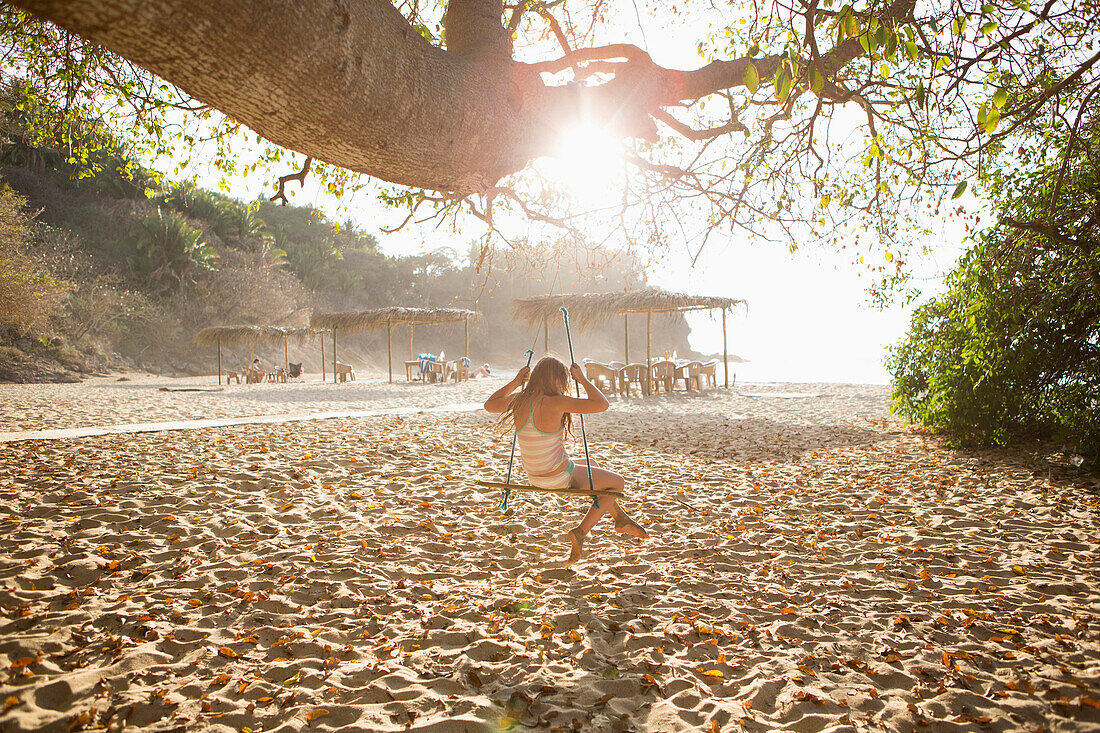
[0,183,68,336]
[889,118,1100,465]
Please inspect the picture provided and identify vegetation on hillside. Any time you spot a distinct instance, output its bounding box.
[0,90,696,380]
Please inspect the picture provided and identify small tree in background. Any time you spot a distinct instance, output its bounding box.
[127,210,218,295]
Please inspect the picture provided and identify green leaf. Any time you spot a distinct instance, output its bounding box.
[860,29,878,55]
[810,68,825,93]
[880,63,890,79]
[983,108,1000,133]
[915,82,925,108]
[743,62,759,93]
[981,20,998,33]
[951,181,967,199]
[993,89,1008,108]
[905,41,919,60]
[885,33,898,59]
[775,66,791,102]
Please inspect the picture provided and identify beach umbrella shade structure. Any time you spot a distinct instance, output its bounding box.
[512,289,746,394]
[192,325,327,384]
[310,307,477,383]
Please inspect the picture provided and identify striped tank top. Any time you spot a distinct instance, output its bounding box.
[516,396,569,477]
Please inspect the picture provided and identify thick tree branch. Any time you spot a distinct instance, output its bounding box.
[3,0,942,207]
[536,7,582,79]
[444,0,510,58]
[671,0,914,102]
[12,0,534,193]
[524,43,651,75]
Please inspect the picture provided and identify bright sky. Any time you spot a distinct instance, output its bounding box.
[190,0,981,385]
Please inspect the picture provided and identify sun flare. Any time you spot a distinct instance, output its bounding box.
[546,121,623,201]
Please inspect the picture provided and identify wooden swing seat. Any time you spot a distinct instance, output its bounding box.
[475,480,620,498]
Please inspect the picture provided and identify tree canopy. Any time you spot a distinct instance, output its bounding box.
[3,0,1098,281]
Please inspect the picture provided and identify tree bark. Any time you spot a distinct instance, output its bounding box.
[14,0,544,193]
[12,0,913,194]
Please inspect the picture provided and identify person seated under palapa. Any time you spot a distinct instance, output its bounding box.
[246,357,265,384]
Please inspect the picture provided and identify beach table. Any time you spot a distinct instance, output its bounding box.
[404,360,420,380]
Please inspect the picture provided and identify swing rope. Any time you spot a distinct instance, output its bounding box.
[560,307,598,509]
[500,348,535,512]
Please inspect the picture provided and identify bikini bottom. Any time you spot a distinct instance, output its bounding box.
[527,460,575,490]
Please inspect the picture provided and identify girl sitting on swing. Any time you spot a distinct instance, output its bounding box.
[483,356,648,564]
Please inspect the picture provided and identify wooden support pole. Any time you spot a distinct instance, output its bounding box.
[409,325,414,360]
[332,328,337,383]
[217,337,222,386]
[646,310,652,396]
[387,322,393,383]
[623,314,629,364]
[722,307,729,389]
[284,336,289,375]
[464,317,469,359]
[321,334,326,382]
[544,318,549,355]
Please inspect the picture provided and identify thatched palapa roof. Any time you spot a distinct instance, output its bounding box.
[309,307,475,336]
[512,289,745,330]
[191,325,325,348]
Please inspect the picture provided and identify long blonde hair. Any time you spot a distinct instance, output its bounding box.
[495,356,574,439]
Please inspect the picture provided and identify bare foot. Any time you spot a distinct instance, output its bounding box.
[566,528,583,565]
[615,513,649,539]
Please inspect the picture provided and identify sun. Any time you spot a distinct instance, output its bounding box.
[543,121,624,202]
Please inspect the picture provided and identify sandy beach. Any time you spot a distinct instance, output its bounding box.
[1,372,1098,732]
